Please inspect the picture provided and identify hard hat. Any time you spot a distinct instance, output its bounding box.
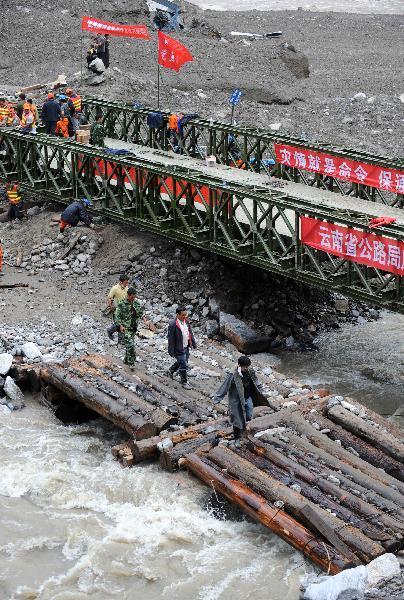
[82,198,92,207]
[23,103,30,110]
[59,94,66,100]
[47,92,54,99]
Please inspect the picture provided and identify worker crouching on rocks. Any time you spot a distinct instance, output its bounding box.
[167,307,196,388]
[59,198,95,233]
[213,356,269,448]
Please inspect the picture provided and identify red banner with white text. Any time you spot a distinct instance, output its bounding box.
[300,216,404,276]
[82,16,150,39]
[275,144,404,195]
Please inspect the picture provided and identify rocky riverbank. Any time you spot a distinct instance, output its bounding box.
[0,203,378,356]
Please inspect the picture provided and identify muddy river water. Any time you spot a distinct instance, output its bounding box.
[0,398,308,600]
[0,311,402,599]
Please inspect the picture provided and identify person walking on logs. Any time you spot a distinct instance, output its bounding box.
[106,274,129,339]
[114,287,143,368]
[167,307,196,388]
[213,356,269,448]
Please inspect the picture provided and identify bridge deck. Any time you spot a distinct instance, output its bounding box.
[106,138,404,226]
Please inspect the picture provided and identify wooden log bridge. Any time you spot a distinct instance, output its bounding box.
[14,353,404,575]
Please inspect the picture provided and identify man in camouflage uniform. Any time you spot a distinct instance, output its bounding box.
[90,115,107,147]
[114,287,143,367]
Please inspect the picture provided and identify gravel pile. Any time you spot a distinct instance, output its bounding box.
[117,238,379,350]
[17,229,104,276]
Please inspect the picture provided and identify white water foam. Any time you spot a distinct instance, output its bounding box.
[0,398,312,600]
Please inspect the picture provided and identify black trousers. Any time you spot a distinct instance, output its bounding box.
[8,203,23,221]
[45,121,57,135]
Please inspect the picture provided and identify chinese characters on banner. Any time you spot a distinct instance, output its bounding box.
[82,16,150,39]
[300,216,404,276]
[275,143,404,194]
[158,31,193,72]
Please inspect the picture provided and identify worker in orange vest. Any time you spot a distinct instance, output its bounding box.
[168,113,179,147]
[0,98,10,126]
[55,112,70,138]
[66,88,82,133]
[6,181,24,221]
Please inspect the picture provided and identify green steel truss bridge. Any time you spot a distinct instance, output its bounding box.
[83,97,404,208]
[1,106,404,312]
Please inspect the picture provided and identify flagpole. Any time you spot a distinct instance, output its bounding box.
[157,62,160,109]
[80,31,84,90]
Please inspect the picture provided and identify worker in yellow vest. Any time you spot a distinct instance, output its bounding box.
[6,106,20,127]
[20,103,36,133]
[0,98,10,126]
[6,181,24,221]
[66,88,82,133]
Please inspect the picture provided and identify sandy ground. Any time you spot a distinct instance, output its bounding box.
[0,1,403,157]
[190,0,404,14]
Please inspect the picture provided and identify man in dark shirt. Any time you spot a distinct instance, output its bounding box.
[41,92,61,135]
[16,93,26,119]
[214,355,269,447]
[59,198,94,232]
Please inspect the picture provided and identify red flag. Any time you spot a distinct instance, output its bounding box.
[82,16,150,40]
[158,31,193,72]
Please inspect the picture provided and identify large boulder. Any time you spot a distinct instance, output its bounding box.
[303,565,367,600]
[366,553,400,589]
[0,353,13,376]
[303,554,401,600]
[21,342,42,360]
[3,376,25,410]
[205,319,219,338]
[219,313,272,354]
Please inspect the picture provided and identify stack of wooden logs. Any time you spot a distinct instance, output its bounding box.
[12,353,404,574]
[33,354,221,439]
[123,395,404,574]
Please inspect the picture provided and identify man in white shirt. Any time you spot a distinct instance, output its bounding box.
[167,306,196,387]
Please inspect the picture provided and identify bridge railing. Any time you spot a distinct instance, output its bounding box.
[1,128,403,311]
[82,96,404,208]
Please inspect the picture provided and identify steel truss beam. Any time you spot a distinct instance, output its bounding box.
[0,129,403,312]
[82,97,404,207]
